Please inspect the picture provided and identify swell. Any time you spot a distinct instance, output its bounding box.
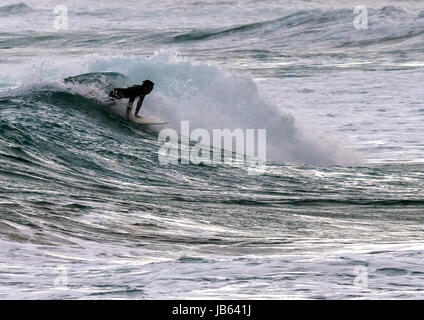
[172,21,264,42]
[2,6,422,53]
[170,6,424,49]
[0,2,33,16]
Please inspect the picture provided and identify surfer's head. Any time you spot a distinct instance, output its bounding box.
[141,80,154,94]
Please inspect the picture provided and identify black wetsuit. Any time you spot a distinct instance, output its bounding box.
[109,85,146,119]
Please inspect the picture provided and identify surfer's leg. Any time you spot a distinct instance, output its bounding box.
[109,89,118,98]
[109,88,125,99]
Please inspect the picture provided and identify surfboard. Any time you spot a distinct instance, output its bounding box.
[131,116,171,125]
[128,97,170,125]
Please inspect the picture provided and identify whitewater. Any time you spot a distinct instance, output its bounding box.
[0,0,423,299]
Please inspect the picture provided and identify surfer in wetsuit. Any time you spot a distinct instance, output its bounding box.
[109,80,154,119]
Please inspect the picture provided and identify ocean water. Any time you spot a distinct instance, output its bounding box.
[0,0,423,299]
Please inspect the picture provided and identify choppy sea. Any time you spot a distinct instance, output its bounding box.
[0,0,423,299]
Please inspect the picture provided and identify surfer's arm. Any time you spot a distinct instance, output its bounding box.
[126,96,136,119]
[134,95,146,117]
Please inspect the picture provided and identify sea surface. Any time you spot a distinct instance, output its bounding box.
[0,0,423,299]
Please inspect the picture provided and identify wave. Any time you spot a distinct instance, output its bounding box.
[170,6,424,50]
[172,21,264,42]
[0,2,33,16]
[1,5,422,57]
[0,52,358,166]
[170,9,344,43]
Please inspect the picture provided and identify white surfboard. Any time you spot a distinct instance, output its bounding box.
[131,116,171,125]
[129,97,170,125]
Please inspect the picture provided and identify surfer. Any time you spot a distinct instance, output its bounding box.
[108,80,154,119]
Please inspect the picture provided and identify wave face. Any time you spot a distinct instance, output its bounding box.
[1,0,424,300]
